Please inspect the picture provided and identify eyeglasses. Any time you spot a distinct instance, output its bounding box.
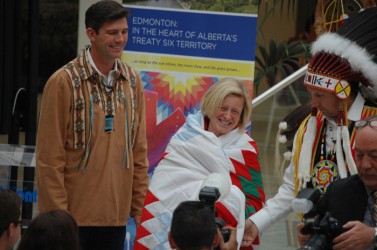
[354,120,377,129]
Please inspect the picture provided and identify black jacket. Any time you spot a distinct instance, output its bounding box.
[318,174,368,226]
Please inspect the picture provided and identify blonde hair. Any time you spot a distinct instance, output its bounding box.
[200,78,252,131]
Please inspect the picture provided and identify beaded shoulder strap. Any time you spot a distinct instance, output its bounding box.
[119,61,139,145]
[63,58,87,150]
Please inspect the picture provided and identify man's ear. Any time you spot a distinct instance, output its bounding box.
[7,223,15,237]
[86,28,96,43]
[213,229,220,247]
[168,231,177,249]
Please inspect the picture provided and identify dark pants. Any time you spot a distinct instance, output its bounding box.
[78,226,126,250]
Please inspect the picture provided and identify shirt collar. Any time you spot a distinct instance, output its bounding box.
[326,92,365,126]
[78,46,129,82]
[347,92,365,122]
[86,48,118,77]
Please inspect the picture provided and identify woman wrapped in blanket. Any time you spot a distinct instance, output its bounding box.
[135,78,265,250]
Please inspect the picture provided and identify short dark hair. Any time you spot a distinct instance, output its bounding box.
[85,0,129,33]
[16,209,80,250]
[0,189,21,236]
[170,201,217,250]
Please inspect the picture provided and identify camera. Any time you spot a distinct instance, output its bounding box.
[298,211,343,250]
[293,188,344,250]
[199,186,231,243]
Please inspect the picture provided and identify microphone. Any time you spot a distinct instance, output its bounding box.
[291,188,320,214]
[198,173,232,244]
[200,173,231,201]
[292,197,314,214]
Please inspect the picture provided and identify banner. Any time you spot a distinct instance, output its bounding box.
[123,4,258,172]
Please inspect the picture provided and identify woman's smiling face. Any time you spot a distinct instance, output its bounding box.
[207,94,244,137]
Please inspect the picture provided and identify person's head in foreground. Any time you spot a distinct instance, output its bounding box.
[168,201,219,250]
[16,209,80,250]
[0,189,22,250]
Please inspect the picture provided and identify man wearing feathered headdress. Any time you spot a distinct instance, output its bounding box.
[242,7,377,247]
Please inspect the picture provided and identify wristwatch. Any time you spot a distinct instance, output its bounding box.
[374,227,377,249]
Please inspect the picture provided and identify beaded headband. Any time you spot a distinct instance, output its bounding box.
[304,69,351,100]
[305,7,377,100]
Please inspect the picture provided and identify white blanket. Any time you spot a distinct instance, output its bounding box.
[136,112,262,250]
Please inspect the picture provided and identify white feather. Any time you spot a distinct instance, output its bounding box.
[311,33,377,98]
[341,125,358,175]
[298,116,316,188]
[336,126,347,178]
[283,151,292,161]
[279,135,287,144]
[279,121,288,131]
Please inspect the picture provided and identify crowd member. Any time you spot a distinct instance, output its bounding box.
[36,1,149,250]
[298,115,377,250]
[242,7,377,247]
[17,209,80,250]
[168,201,238,250]
[0,190,21,250]
[135,78,265,249]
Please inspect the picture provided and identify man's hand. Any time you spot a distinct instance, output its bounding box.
[332,221,374,250]
[218,227,238,250]
[241,219,259,247]
[297,222,312,246]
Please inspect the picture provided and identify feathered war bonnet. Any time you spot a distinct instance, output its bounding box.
[298,7,377,187]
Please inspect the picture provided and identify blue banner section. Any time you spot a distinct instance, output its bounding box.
[125,7,257,61]
[0,185,37,203]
